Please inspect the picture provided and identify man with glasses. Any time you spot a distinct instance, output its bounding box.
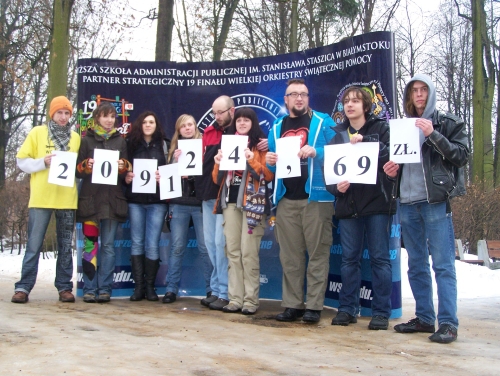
[200,95,267,310]
[266,79,336,323]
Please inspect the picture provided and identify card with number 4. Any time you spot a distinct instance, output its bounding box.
[220,135,248,171]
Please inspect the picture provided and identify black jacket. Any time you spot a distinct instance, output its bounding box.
[394,110,469,203]
[124,137,167,205]
[325,114,396,219]
[167,153,203,207]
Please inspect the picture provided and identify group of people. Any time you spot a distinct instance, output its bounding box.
[11,74,468,344]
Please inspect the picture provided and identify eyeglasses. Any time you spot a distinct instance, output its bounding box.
[285,92,309,98]
[211,108,232,117]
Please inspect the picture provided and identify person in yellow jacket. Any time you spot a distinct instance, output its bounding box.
[11,96,80,304]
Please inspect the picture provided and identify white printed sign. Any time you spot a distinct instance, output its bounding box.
[389,118,421,163]
[158,164,182,200]
[275,136,301,179]
[132,159,158,193]
[177,139,202,176]
[92,149,120,185]
[48,151,77,187]
[220,135,248,171]
[324,142,379,185]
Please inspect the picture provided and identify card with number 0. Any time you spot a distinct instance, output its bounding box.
[92,149,120,185]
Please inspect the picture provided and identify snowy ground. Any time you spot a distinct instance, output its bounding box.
[1,248,498,299]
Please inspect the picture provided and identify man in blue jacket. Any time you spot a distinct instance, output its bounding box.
[266,78,336,323]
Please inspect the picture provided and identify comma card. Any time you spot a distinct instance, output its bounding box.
[92,149,119,185]
[389,118,421,163]
[132,159,157,194]
[48,151,77,187]
[324,142,379,185]
[177,139,202,176]
[158,164,182,200]
[220,135,248,171]
[275,136,301,179]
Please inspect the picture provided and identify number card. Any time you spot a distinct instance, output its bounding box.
[220,135,248,171]
[48,151,77,187]
[324,142,379,185]
[389,119,421,163]
[132,159,158,193]
[275,136,301,179]
[158,164,182,200]
[177,139,202,176]
[92,149,120,185]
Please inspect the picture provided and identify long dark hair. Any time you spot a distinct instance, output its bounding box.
[127,111,165,151]
[226,107,264,150]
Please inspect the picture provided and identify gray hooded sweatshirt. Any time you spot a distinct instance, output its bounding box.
[400,73,437,204]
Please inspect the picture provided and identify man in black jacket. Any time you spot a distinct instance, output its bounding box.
[384,74,469,343]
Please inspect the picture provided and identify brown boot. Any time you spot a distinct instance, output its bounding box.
[59,290,75,303]
[11,291,29,303]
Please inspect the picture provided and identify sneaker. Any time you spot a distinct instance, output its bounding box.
[11,291,29,304]
[369,315,389,330]
[201,294,218,307]
[428,324,458,343]
[58,290,75,303]
[162,292,177,304]
[209,298,230,310]
[331,311,357,326]
[83,293,96,303]
[394,317,435,334]
[222,302,241,313]
[276,308,305,322]
[97,293,111,303]
[302,309,321,323]
[242,306,258,315]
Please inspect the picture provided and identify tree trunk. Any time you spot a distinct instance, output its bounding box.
[471,0,495,190]
[46,0,74,118]
[213,0,241,61]
[290,0,298,52]
[155,0,175,61]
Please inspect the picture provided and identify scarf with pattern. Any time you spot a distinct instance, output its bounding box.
[94,124,117,140]
[48,120,72,151]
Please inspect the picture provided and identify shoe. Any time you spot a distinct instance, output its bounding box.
[276,308,305,322]
[11,291,29,303]
[206,292,212,298]
[162,292,177,304]
[97,293,111,303]
[331,311,357,326]
[58,290,75,303]
[201,294,218,307]
[209,298,230,310]
[83,293,96,303]
[428,324,458,343]
[394,317,435,334]
[242,306,258,315]
[369,315,389,330]
[302,309,321,323]
[222,303,242,313]
[144,258,160,301]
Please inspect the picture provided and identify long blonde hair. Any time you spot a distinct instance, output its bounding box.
[168,114,201,162]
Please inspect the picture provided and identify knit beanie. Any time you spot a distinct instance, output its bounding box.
[49,96,73,118]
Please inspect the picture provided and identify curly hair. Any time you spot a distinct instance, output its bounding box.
[127,111,166,152]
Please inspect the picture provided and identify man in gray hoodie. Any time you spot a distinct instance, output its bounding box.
[384,74,469,343]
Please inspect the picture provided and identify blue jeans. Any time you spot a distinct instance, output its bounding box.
[166,204,212,294]
[15,208,75,294]
[202,199,228,299]
[400,201,458,328]
[82,219,120,295]
[128,203,168,260]
[338,215,392,318]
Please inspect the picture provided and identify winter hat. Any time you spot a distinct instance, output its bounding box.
[49,96,73,118]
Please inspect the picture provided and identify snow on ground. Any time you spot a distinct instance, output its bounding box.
[0,249,498,299]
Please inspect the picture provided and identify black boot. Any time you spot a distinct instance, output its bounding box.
[130,255,145,301]
[144,258,160,301]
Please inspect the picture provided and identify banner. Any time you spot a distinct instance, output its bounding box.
[76,31,402,318]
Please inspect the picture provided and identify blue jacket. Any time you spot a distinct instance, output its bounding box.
[267,110,336,204]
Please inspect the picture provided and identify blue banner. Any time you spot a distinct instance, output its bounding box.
[76,31,401,318]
